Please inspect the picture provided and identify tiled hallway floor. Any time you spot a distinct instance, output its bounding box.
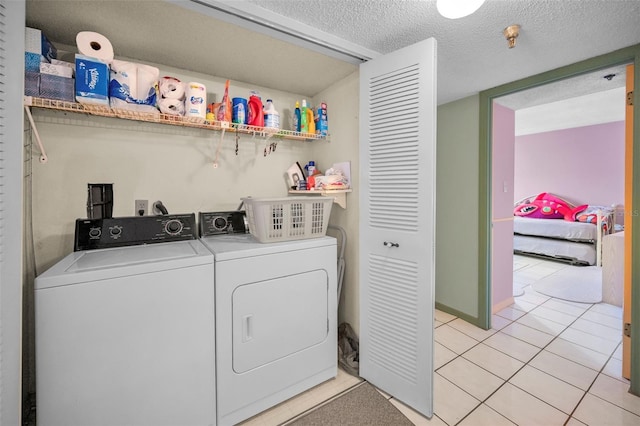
[245,256,639,425]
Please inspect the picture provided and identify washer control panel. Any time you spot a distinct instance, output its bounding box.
[199,211,248,237]
[74,213,197,251]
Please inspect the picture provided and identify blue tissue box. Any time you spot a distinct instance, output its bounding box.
[24,71,40,97]
[25,27,57,61]
[40,74,74,102]
[75,54,109,105]
[25,52,45,72]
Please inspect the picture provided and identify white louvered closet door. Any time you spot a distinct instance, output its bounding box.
[359,37,436,418]
[0,0,25,424]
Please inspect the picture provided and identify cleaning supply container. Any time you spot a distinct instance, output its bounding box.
[293,101,301,132]
[232,97,248,124]
[248,93,264,127]
[306,161,316,177]
[300,99,309,133]
[316,102,328,136]
[306,106,315,135]
[263,99,280,129]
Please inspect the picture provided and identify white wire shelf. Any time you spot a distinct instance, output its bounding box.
[24,96,326,141]
[287,188,352,209]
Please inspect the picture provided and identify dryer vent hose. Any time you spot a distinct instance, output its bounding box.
[154,201,169,215]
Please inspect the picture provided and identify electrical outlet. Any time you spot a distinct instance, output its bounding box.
[135,200,148,216]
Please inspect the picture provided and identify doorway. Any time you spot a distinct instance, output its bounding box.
[493,65,627,306]
[478,44,640,395]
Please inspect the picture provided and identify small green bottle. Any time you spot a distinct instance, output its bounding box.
[300,99,309,134]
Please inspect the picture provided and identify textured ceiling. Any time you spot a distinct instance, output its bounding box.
[244,0,639,105]
[496,63,628,110]
[26,0,639,107]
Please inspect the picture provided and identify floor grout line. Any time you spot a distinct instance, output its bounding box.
[437,258,629,425]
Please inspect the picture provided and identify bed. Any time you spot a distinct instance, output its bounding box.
[513,193,618,266]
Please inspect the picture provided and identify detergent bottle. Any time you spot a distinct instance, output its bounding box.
[263,99,280,129]
[300,99,309,134]
[293,101,301,132]
[316,102,328,136]
[306,105,315,135]
[247,92,264,127]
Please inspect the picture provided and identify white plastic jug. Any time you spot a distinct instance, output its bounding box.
[264,99,280,129]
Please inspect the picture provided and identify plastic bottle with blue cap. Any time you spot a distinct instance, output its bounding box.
[264,99,280,129]
[306,161,316,177]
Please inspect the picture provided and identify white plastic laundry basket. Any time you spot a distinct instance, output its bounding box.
[242,197,334,243]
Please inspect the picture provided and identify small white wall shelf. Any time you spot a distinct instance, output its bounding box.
[288,189,352,209]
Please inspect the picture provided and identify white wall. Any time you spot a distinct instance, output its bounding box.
[311,71,360,332]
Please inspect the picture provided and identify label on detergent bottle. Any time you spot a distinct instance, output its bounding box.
[317,102,328,136]
[234,103,245,124]
[264,113,280,129]
[264,99,280,129]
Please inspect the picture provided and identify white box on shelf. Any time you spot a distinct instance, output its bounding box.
[40,62,73,78]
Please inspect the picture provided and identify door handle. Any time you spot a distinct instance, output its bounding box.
[242,314,253,343]
[383,241,399,248]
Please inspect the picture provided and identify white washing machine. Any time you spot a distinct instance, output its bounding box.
[199,212,337,426]
[35,214,216,426]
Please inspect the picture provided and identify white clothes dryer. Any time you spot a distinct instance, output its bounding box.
[199,213,337,426]
[35,214,216,426]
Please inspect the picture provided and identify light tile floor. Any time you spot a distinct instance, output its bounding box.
[245,256,640,426]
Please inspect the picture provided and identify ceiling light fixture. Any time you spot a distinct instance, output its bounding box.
[503,24,521,48]
[437,0,486,19]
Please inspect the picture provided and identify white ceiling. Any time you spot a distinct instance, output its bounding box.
[26,0,640,108]
[496,63,628,135]
[514,86,626,136]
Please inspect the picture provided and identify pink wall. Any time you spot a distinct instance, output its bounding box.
[492,102,515,310]
[514,121,625,207]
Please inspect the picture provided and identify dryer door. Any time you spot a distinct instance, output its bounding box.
[215,240,337,426]
[232,269,329,373]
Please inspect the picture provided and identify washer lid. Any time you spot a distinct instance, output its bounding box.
[35,240,214,290]
[199,234,336,261]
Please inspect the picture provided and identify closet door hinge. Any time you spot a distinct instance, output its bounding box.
[627,91,634,106]
[624,322,631,338]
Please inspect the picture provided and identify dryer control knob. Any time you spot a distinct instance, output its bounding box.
[109,226,123,238]
[165,219,183,235]
[213,216,228,230]
[89,227,102,239]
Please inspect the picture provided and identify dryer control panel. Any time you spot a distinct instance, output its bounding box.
[199,211,248,237]
[74,213,197,251]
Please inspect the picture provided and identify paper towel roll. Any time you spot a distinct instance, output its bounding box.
[76,31,114,63]
[109,59,159,114]
[158,98,185,116]
[185,82,206,121]
[159,77,185,100]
